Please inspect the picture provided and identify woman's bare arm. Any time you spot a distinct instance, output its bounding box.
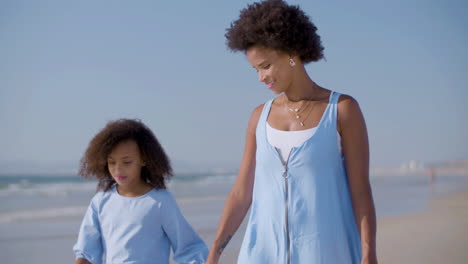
[206,105,263,264]
[338,95,378,264]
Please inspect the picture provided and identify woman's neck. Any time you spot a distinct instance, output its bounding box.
[284,68,322,102]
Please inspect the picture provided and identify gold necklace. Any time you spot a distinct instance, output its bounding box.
[284,96,309,119]
[297,101,317,127]
[283,96,314,126]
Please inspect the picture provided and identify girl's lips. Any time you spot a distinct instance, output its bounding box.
[117,176,126,181]
[266,83,274,89]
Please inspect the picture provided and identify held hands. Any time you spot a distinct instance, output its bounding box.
[205,257,218,264]
[206,234,232,264]
[74,258,92,264]
[361,252,378,264]
[205,247,221,264]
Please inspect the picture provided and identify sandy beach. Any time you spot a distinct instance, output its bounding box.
[215,190,468,264]
[376,190,468,264]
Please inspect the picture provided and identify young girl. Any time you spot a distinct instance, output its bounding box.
[73,119,208,264]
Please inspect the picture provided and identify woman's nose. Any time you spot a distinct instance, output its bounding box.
[258,71,266,82]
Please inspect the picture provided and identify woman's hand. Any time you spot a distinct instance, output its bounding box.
[361,252,378,264]
[205,252,219,264]
[74,258,91,264]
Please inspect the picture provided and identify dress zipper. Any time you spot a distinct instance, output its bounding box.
[276,148,292,264]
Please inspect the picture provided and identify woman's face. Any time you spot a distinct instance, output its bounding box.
[246,46,295,94]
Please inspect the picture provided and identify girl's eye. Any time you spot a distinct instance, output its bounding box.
[263,64,271,69]
[108,161,116,166]
[124,161,132,165]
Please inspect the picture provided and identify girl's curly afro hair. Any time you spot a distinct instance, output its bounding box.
[225,0,324,64]
[79,119,173,192]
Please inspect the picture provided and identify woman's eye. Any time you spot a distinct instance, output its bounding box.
[263,64,271,69]
[124,161,132,165]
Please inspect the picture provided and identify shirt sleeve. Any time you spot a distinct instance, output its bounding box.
[73,195,103,264]
[161,191,208,264]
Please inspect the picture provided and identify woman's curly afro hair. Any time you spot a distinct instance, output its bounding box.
[79,119,173,192]
[225,0,324,64]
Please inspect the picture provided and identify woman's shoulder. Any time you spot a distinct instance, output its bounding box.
[251,95,282,116]
[245,103,265,133]
[336,93,361,114]
[337,93,357,104]
[252,103,265,117]
[336,93,365,132]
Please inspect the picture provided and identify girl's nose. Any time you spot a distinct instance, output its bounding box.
[114,164,124,173]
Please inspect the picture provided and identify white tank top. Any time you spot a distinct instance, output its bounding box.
[266,122,342,163]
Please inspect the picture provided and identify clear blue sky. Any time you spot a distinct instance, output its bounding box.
[1,0,467,173]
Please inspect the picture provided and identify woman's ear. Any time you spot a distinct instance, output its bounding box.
[290,54,301,65]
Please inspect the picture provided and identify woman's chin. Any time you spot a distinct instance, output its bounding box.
[271,89,283,95]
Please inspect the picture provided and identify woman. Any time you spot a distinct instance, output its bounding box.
[207,0,377,263]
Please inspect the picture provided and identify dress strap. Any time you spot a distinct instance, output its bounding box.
[329,91,341,104]
[321,91,341,130]
[260,99,273,125]
[256,99,274,138]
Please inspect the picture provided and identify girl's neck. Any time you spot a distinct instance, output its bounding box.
[117,181,153,198]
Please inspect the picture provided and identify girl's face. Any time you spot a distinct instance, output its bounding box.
[246,46,295,94]
[107,140,146,190]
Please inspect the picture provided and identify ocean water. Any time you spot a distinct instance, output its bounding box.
[0,173,235,223]
[1,172,468,223]
[371,173,468,217]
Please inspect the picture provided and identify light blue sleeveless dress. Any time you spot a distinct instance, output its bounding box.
[237,91,362,264]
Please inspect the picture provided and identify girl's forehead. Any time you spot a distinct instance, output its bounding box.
[108,140,140,157]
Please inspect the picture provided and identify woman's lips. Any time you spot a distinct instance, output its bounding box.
[117,176,126,181]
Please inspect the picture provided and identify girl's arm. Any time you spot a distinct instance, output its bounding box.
[206,105,262,264]
[338,95,378,264]
[161,192,208,264]
[73,197,103,264]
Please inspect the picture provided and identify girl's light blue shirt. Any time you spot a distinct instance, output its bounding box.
[238,92,362,264]
[73,186,208,264]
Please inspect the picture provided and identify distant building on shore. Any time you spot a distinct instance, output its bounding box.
[400,160,426,171]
